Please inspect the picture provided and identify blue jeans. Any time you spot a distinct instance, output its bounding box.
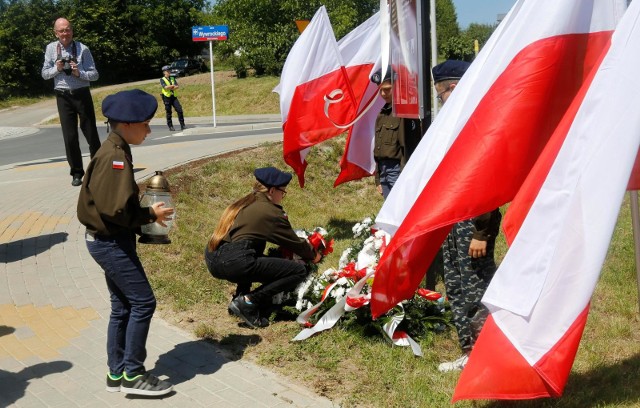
[86,232,156,375]
[378,159,401,199]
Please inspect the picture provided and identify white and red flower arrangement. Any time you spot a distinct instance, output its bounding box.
[288,218,451,356]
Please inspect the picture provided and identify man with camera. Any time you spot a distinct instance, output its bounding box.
[42,17,101,187]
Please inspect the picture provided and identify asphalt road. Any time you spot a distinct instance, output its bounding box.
[0,123,281,168]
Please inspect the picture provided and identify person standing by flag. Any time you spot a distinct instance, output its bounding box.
[370,68,422,199]
[160,65,186,131]
[431,60,502,373]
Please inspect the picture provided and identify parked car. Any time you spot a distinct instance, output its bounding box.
[168,58,205,77]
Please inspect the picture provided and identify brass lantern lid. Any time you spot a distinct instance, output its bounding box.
[145,171,170,192]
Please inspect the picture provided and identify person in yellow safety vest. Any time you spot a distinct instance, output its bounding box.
[160,66,186,131]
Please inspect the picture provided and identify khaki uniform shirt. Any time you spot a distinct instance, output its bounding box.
[77,132,156,236]
[373,104,421,184]
[223,192,315,260]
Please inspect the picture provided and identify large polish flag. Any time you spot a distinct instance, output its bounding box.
[334,12,384,186]
[275,6,358,187]
[454,0,640,399]
[369,0,626,318]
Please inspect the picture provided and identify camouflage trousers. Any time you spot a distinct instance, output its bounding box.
[442,219,498,353]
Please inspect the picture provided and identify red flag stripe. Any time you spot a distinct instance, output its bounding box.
[370,31,612,318]
[453,305,589,401]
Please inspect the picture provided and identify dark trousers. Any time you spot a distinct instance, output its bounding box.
[205,240,308,305]
[55,87,101,177]
[162,95,184,127]
[86,232,156,376]
[377,159,401,199]
[442,219,498,353]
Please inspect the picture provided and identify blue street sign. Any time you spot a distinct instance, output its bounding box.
[192,25,229,42]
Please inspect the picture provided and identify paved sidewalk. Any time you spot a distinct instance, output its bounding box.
[0,115,336,407]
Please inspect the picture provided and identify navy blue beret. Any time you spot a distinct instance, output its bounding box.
[254,167,292,188]
[102,89,158,123]
[432,60,471,83]
[371,67,393,84]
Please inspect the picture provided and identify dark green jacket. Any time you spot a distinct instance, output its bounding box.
[77,132,156,236]
[223,192,315,260]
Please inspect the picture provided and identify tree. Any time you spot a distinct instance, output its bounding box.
[435,0,459,56]
[0,0,207,99]
[208,0,378,77]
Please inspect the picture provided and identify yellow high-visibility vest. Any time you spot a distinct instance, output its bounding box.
[161,76,177,97]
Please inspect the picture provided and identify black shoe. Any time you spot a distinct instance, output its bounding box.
[168,125,175,131]
[106,373,122,392]
[180,124,186,130]
[228,296,265,328]
[121,371,173,396]
[71,175,82,186]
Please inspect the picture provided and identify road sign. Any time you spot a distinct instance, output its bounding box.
[192,25,229,42]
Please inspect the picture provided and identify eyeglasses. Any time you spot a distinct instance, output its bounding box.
[436,88,450,103]
[55,28,72,34]
[276,188,287,197]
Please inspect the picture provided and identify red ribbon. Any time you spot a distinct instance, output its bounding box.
[308,231,334,256]
[416,288,442,302]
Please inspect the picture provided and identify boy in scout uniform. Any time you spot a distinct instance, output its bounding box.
[370,68,422,199]
[77,89,175,396]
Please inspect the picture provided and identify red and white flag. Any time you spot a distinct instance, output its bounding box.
[370,0,626,318]
[334,12,384,186]
[455,0,640,399]
[275,6,358,187]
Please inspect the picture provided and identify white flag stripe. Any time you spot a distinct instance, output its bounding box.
[275,6,342,123]
[483,0,640,365]
[338,12,383,176]
[375,0,627,235]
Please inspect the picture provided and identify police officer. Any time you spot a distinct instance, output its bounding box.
[77,89,175,396]
[431,60,502,373]
[160,65,186,131]
[204,167,322,328]
[371,68,422,199]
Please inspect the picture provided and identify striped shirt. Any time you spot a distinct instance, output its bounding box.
[41,40,99,91]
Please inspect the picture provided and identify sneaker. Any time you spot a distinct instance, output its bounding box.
[106,373,122,392]
[228,296,265,328]
[121,372,173,396]
[438,355,469,372]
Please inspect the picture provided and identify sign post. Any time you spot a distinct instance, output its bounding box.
[192,25,229,127]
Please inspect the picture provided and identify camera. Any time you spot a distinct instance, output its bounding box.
[59,57,77,75]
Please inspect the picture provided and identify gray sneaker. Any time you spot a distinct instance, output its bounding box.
[228,296,268,328]
[121,372,173,396]
[438,355,469,372]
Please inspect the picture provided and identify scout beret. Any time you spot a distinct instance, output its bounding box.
[162,65,170,71]
[370,67,393,84]
[102,89,158,123]
[254,167,292,188]
[432,60,471,83]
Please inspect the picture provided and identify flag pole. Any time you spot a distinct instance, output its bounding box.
[630,191,640,313]
[430,0,438,119]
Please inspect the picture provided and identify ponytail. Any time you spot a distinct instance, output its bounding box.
[207,181,269,251]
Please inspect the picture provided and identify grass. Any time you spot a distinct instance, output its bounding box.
[90,71,280,122]
[138,136,640,407]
